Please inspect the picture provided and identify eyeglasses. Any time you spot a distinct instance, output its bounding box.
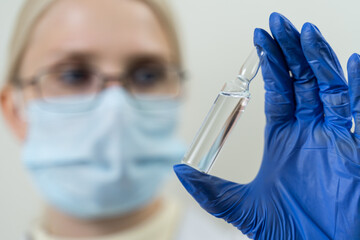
[16,61,185,112]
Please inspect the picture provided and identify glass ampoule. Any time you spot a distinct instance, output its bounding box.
[182,47,264,173]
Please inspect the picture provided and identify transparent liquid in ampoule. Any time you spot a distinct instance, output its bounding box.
[182,47,262,173]
[182,89,250,173]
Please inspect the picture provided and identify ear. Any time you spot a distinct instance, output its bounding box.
[1,85,27,141]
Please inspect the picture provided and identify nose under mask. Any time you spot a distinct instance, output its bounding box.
[22,87,186,219]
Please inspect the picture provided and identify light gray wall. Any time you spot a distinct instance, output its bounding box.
[0,1,43,238]
[1,0,360,238]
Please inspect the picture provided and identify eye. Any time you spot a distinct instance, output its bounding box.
[130,65,166,88]
[57,67,94,87]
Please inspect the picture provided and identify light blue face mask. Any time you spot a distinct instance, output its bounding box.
[22,87,186,219]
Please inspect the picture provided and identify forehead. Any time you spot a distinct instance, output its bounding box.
[22,0,172,74]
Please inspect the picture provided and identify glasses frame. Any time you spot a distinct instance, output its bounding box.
[14,64,186,112]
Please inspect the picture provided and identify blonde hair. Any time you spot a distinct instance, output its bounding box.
[4,0,182,86]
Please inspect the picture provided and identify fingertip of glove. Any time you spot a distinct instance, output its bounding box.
[173,164,212,198]
[253,28,270,47]
[301,22,322,41]
[173,163,193,175]
[347,53,360,75]
[269,12,286,30]
[301,22,314,36]
[269,13,299,40]
[348,53,360,63]
[300,23,325,57]
[254,28,265,39]
[269,12,284,23]
[173,164,206,181]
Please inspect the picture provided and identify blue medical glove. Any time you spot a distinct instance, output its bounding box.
[174,12,360,239]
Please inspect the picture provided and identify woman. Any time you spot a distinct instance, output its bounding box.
[1,0,246,239]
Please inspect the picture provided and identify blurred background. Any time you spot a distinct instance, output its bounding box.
[0,0,359,238]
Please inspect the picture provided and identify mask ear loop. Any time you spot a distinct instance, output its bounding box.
[12,89,28,123]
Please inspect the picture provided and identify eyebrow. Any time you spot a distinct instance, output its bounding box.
[50,52,98,64]
[49,51,170,67]
[124,53,170,66]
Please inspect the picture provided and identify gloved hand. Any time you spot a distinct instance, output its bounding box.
[174,12,360,240]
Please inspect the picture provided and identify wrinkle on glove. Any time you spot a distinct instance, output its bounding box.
[174,12,360,240]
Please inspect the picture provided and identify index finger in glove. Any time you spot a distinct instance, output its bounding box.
[254,28,295,124]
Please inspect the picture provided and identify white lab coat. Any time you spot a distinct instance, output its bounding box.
[176,205,250,240]
[23,202,250,240]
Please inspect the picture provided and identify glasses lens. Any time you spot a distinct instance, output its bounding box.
[31,63,183,112]
[38,66,101,109]
[126,63,182,97]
